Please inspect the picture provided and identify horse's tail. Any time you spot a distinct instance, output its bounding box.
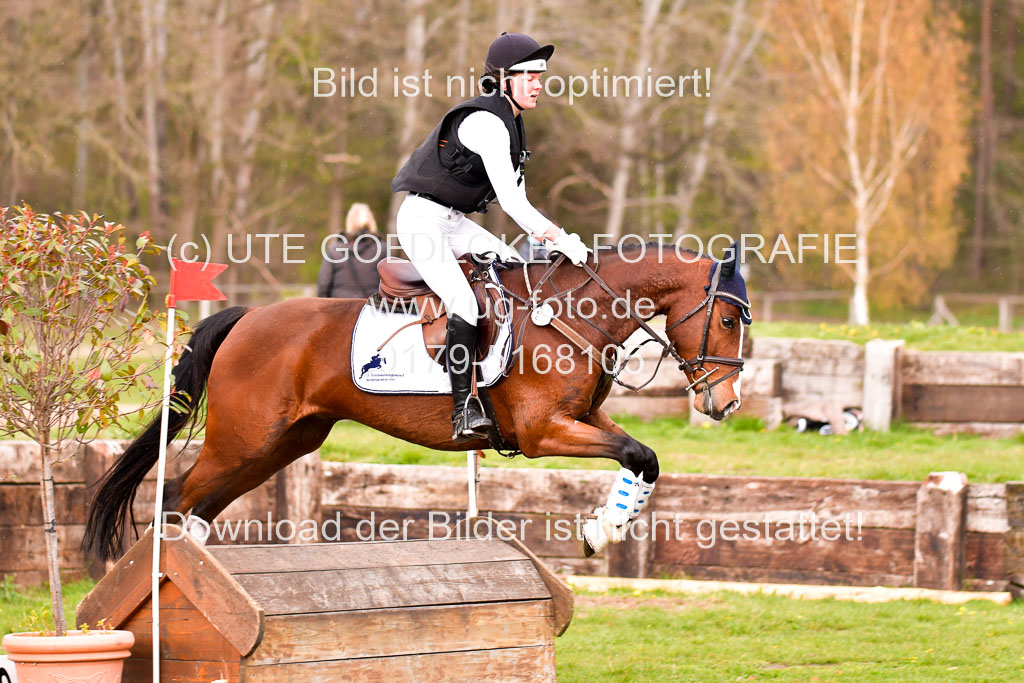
[83,306,251,562]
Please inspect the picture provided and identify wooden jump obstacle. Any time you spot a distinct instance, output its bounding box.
[77,525,574,682]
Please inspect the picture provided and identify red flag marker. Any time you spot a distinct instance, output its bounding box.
[153,256,228,680]
[168,258,228,307]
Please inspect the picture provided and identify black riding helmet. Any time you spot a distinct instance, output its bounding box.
[481,32,553,107]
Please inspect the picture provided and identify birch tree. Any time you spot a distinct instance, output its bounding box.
[604,0,662,238]
[765,0,968,323]
[545,0,772,240]
[386,0,429,232]
[139,0,165,236]
[672,0,773,237]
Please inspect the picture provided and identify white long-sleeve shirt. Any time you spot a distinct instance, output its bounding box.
[457,110,558,239]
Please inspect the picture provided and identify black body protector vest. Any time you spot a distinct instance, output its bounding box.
[391,93,528,214]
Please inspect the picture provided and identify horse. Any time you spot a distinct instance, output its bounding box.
[83,243,750,562]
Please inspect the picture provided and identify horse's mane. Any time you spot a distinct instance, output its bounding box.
[500,242,708,265]
[494,241,711,284]
[611,241,709,262]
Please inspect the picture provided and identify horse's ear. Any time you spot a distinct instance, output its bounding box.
[721,241,738,278]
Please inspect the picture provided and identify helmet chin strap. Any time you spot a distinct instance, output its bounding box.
[504,81,527,112]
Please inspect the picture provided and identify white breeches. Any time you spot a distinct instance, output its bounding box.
[396,194,519,325]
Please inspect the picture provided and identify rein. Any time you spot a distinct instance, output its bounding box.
[479,253,744,402]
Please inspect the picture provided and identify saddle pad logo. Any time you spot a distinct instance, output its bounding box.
[359,347,398,379]
[350,267,513,395]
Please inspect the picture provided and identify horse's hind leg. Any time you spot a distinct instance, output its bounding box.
[165,414,334,534]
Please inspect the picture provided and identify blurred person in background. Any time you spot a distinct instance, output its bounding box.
[318,202,383,299]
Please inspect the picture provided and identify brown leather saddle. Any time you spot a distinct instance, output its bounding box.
[374,257,504,364]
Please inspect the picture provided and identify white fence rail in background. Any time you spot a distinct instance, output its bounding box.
[752,291,1021,331]
[754,291,851,324]
[929,294,1024,333]
[187,283,1023,332]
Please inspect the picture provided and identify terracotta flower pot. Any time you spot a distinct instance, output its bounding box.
[2,629,134,683]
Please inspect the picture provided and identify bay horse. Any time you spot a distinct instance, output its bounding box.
[84,244,749,561]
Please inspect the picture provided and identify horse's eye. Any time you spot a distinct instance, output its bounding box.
[721,317,735,330]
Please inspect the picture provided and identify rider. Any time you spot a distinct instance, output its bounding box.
[392,32,589,441]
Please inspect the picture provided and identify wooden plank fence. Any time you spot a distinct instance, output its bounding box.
[929,293,1024,333]
[746,290,1022,331]
[3,443,1022,593]
[0,441,321,585]
[606,331,1024,434]
[319,462,1023,593]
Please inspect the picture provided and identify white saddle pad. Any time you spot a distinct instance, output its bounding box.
[351,268,514,395]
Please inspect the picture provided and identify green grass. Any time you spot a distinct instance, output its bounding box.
[7,408,1022,482]
[320,416,1024,482]
[558,589,1024,681]
[0,576,96,651]
[756,297,1019,331]
[752,320,1024,351]
[6,580,1021,678]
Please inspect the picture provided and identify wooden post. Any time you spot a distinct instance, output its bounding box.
[928,295,959,326]
[861,339,904,431]
[274,452,323,544]
[605,506,654,579]
[998,297,1012,334]
[1004,482,1024,594]
[913,471,967,590]
[466,450,481,520]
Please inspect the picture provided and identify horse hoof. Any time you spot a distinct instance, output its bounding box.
[581,509,609,556]
[185,515,211,545]
[604,519,631,544]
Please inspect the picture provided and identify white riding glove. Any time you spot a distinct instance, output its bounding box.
[546,229,590,266]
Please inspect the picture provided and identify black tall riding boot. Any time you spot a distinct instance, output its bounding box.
[447,314,493,440]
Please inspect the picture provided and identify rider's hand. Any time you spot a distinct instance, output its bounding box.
[546,229,591,266]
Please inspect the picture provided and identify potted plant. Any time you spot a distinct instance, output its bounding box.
[3,612,135,682]
[0,206,161,680]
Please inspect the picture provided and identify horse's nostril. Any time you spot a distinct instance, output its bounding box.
[722,400,741,418]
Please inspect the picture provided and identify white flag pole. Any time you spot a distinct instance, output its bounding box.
[151,302,177,681]
[466,450,479,521]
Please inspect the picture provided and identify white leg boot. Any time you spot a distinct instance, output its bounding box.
[633,478,655,518]
[582,467,652,556]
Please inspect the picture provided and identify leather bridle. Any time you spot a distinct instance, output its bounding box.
[480,253,747,406]
[581,258,745,402]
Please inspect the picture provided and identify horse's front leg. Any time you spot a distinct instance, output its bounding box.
[579,407,660,482]
[518,413,658,557]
